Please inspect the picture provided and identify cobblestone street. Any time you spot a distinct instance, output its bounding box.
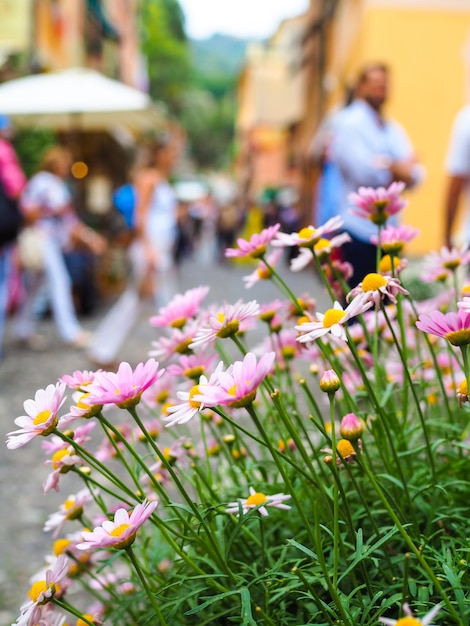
[0,244,328,622]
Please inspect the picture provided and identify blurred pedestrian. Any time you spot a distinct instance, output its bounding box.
[0,114,26,359]
[444,103,470,247]
[14,146,105,349]
[332,62,424,287]
[216,199,242,262]
[133,131,179,306]
[310,87,354,227]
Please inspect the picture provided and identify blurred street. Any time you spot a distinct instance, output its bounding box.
[0,242,329,622]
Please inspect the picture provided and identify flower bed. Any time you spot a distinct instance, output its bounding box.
[6,184,470,625]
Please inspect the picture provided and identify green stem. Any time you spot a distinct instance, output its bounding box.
[126,545,168,625]
[127,406,234,580]
[261,255,304,313]
[355,448,461,624]
[381,305,436,480]
[52,598,96,626]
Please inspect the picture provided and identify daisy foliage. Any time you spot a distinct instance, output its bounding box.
[6,183,470,625]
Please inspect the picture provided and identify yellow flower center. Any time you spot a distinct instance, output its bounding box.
[77,393,92,410]
[64,498,83,520]
[77,615,97,626]
[53,538,72,556]
[217,312,225,323]
[322,308,345,328]
[281,346,296,360]
[188,385,203,409]
[298,226,316,240]
[184,365,205,380]
[443,259,461,270]
[246,492,268,506]
[170,316,187,328]
[156,390,169,404]
[336,439,355,458]
[175,338,193,354]
[313,238,330,255]
[256,265,272,280]
[64,498,75,510]
[52,448,70,469]
[458,379,468,395]
[444,329,470,346]
[29,580,47,602]
[382,241,404,255]
[216,319,240,338]
[110,523,130,538]
[259,310,275,322]
[395,619,422,626]
[33,409,52,426]
[361,273,387,292]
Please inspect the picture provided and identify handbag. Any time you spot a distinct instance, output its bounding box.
[17,225,46,271]
[0,177,22,246]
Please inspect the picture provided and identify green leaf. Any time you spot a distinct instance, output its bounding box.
[287,539,319,561]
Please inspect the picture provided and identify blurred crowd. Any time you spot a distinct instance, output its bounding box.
[0,117,301,368]
[2,60,469,368]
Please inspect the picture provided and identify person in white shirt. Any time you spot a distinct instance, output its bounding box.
[444,104,470,247]
[14,146,105,348]
[332,63,424,287]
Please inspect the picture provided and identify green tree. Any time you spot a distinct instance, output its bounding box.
[140,0,191,113]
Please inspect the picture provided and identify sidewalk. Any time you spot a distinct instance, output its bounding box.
[0,247,330,622]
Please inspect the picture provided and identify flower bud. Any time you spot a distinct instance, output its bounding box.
[319,369,341,394]
[457,378,469,408]
[339,413,364,441]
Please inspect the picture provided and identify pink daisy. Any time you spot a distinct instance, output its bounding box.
[370,224,419,254]
[289,232,351,272]
[296,297,372,344]
[258,299,285,323]
[226,486,291,517]
[141,376,174,410]
[13,555,70,626]
[348,181,407,225]
[85,359,164,409]
[458,296,470,313]
[149,320,200,361]
[165,364,224,427]
[194,351,275,408]
[379,602,441,626]
[44,488,94,537]
[421,245,470,283]
[43,445,83,493]
[76,499,158,551]
[6,383,67,450]
[272,216,343,249]
[59,390,103,426]
[416,308,470,346]
[243,249,282,288]
[189,300,260,349]
[435,245,470,271]
[166,352,217,380]
[59,370,98,391]
[225,223,281,259]
[149,286,210,329]
[347,272,408,307]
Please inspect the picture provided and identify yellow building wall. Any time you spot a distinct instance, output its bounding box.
[333,5,470,255]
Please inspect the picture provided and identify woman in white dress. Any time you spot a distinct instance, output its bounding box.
[133,133,179,306]
[14,146,105,348]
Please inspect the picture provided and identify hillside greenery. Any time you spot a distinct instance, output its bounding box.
[140,0,253,169]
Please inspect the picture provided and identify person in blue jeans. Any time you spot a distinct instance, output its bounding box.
[332,62,424,288]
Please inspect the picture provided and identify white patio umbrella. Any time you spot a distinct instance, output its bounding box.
[0,67,164,131]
